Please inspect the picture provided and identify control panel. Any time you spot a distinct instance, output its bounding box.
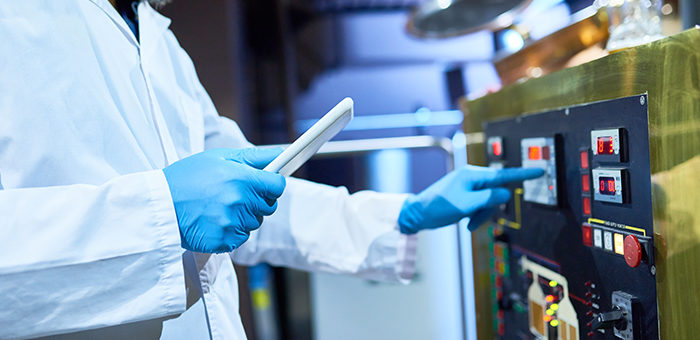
[483,95,657,339]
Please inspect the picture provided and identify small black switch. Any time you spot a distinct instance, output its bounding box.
[591,307,627,331]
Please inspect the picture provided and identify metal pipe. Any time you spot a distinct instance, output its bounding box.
[264,132,483,158]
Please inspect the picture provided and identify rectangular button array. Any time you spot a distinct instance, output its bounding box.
[586,223,649,265]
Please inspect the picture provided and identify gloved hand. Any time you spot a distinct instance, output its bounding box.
[163,148,286,253]
[398,166,544,234]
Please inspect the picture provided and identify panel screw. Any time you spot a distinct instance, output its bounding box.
[650,265,656,275]
[640,96,645,106]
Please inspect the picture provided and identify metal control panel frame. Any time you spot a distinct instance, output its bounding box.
[482,95,657,339]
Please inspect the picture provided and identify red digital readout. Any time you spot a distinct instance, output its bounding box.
[599,176,616,195]
[528,146,541,160]
[597,136,615,155]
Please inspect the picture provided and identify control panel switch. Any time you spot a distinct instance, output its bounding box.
[521,137,558,206]
[611,291,643,340]
[591,307,627,331]
[624,235,643,268]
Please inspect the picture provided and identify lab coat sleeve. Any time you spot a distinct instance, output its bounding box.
[232,178,418,283]
[0,170,186,339]
[171,34,417,283]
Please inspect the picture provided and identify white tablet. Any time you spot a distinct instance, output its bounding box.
[263,97,354,176]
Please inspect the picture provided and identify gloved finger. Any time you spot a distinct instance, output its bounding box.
[234,147,284,169]
[250,195,278,216]
[467,207,498,231]
[476,167,544,189]
[250,169,287,200]
[240,208,263,231]
[223,228,249,251]
[463,188,511,215]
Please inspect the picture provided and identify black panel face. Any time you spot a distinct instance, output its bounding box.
[483,95,657,340]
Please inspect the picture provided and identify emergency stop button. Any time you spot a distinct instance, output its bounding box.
[624,235,642,268]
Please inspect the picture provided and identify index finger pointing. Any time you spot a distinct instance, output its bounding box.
[480,167,545,189]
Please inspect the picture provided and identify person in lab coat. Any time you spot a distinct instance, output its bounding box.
[0,1,542,339]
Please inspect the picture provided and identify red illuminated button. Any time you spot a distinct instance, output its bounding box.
[580,151,589,169]
[582,224,593,247]
[624,235,643,268]
[582,174,590,192]
[492,141,502,157]
[528,146,542,160]
[583,197,591,216]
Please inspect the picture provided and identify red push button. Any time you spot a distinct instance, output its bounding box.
[582,174,590,192]
[580,151,589,169]
[624,235,642,268]
[583,197,591,216]
[582,224,593,247]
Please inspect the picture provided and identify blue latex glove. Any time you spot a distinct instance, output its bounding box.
[398,166,544,234]
[163,148,286,253]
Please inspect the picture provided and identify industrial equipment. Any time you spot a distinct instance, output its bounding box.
[461,29,700,339]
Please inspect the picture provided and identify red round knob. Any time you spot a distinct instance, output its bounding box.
[624,235,642,268]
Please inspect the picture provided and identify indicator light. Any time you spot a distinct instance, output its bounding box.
[488,137,504,159]
[582,224,593,247]
[614,233,625,255]
[548,280,558,287]
[583,197,591,216]
[582,174,590,192]
[550,303,559,311]
[542,146,550,160]
[580,150,589,169]
[543,315,553,322]
[528,146,541,160]
[492,141,502,157]
[550,320,559,327]
[545,295,556,303]
[546,309,555,316]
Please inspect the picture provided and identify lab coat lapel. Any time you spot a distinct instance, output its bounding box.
[138,2,172,61]
[87,0,140,48]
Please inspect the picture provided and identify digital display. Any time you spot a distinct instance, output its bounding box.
[528,146,541,160]
[597,136,614,155]
[599,176,616,195]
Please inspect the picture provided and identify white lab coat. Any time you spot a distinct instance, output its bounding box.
[0,1,417,339]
